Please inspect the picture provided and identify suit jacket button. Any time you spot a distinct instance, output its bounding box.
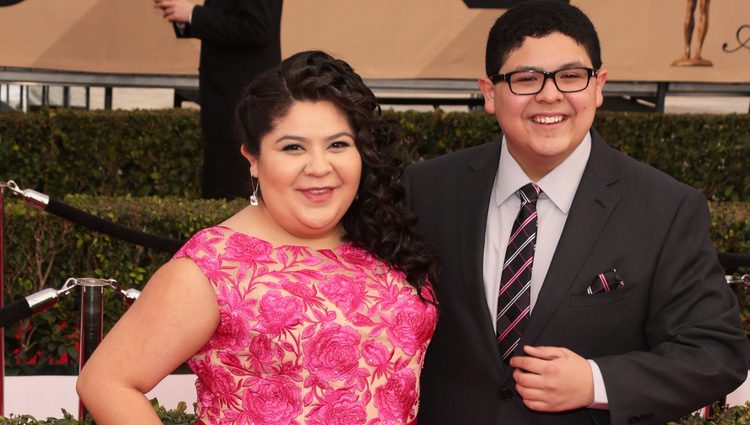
[499,387,513,400]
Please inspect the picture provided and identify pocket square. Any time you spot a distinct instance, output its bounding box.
[587,269,624,295]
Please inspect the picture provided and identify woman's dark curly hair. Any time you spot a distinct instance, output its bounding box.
[234,50,439,297]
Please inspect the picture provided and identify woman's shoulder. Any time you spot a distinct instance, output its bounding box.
[173,226,233,260]
[176,224,278,258]
[171,225,278,287]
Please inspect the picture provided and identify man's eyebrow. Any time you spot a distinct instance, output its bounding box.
[505,61,590,73]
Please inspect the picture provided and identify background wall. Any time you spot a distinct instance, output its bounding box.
[0,0,747,82]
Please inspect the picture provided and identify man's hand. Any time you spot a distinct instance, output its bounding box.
[509,345,594,412]
[153,0,194,23]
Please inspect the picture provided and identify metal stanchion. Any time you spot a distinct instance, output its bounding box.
[726,274,750,286]
[0,275,122,419]
[76,278,114,420]
[0,279,140,418]
[0,179,153,419]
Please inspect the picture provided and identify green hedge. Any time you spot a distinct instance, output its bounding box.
[2,109,750,201]
[0,399,195,424]
[2,195,749,373]
[667,402,750,425]
[0,402,748,425]
[0,110,202,198]
[1,108,749,375]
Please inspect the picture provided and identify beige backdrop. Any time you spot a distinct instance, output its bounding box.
[0,0,748,82]
[0,0,201,74]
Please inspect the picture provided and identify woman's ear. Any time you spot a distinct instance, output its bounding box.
[240,145,257,177]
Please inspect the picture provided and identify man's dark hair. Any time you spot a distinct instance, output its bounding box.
[485,0,602,76]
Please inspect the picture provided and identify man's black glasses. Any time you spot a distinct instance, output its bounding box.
[489,67,599,95]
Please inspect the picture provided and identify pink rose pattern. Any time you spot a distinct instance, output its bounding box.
[173,226,437,425]
[374,368,418,425]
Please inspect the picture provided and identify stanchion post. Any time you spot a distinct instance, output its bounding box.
[77,280,106,420]
[0,184,6,416]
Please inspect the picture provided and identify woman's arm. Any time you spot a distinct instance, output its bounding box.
[76,258,220,424]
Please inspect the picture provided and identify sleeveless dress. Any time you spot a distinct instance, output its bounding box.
[173,226,438,425]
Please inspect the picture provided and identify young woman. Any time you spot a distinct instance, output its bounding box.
[77,50,439,425]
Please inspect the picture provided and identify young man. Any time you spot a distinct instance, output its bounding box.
[405,1,748,424]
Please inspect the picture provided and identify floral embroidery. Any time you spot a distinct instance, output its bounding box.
[242,375,303,425]
[374,368,418,425]
[383,293,438,356]
[191,360,241,419]
[307,388,367,425]
[320,274,367,315]
[362,339,393,380]
[174,227,436,425]
[209,286,256,351]
[338,244,377,270]
[302,322,370,393]
[255,290,306,336]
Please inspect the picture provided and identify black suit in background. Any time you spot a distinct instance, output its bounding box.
[405,129,749,425]
[176,0,282,199]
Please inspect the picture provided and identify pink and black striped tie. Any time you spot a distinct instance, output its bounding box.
[497,182,540,360]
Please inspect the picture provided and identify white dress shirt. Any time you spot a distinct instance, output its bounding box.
[482,132,608,409]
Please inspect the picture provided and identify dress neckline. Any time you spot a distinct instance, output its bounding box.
[215,225,354,254]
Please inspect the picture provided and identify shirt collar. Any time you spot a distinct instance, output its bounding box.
[495,132,591,214]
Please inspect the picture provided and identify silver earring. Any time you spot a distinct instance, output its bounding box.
[249,175,259,206]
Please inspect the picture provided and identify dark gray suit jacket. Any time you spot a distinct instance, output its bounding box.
[404,129,748,425]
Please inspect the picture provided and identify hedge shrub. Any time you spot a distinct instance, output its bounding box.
[0,399,195,424]
[1,402,748,425]
[669,402,750,425]
[0,109,202,198]
[1,108,749,381]
[2,195,749,373]
[2,109,750,201]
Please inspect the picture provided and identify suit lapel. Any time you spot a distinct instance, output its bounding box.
[456,143,503,356]
[521,130,623,347]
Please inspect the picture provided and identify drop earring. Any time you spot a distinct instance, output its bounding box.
[249,175,259,207]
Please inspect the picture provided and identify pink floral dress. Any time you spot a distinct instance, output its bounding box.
[173,226,437,425]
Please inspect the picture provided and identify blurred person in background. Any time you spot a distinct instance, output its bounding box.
[154,0,283,199]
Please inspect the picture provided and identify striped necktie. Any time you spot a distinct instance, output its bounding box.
[496,182,540,360]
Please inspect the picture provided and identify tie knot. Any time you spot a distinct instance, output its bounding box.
[517,183,541,205]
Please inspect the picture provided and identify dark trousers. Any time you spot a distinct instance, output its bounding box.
[201,137,249,199]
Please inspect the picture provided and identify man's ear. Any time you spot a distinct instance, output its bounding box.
[478,76,496,114]
[240,145,257,177]
[594,66,608,108]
